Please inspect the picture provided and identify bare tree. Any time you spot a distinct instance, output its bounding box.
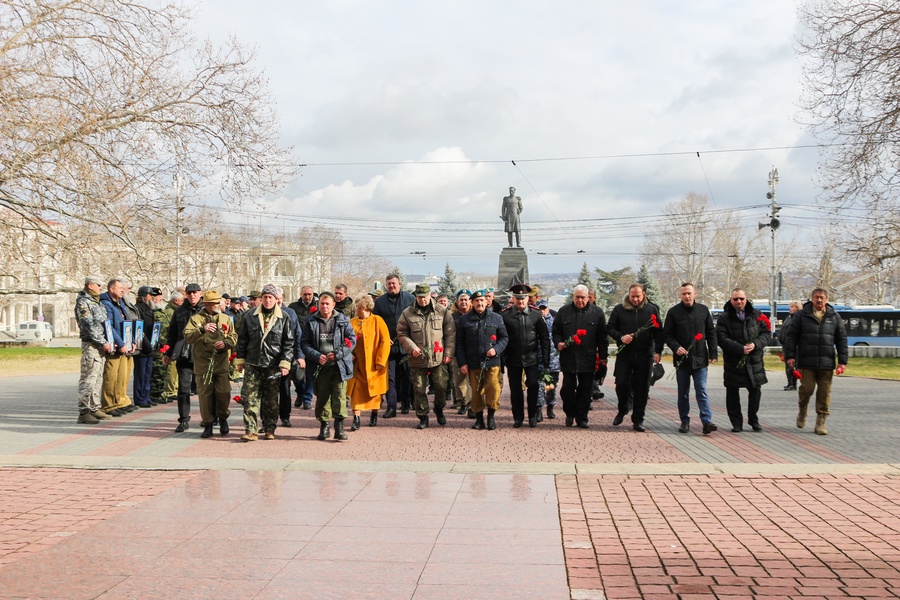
[0,0,295,253]
[798,1,900,257]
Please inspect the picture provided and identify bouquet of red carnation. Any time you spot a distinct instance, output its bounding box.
[757,313,771,331]
[563,329,587,348]
[433,341,444,354]
[671,333,704,374]
[611,315,660,356]
[229,352,237,362]
[792,369,802,380]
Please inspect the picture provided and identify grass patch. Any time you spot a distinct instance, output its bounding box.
[0,346,81,377]
[838,357,900,381]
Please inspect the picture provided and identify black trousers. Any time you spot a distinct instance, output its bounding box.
[725,386,762,428]
[385,353,411,410]
[561,371,594,424]
[507,364,540,421]
[614,356,652,424]
[176,360,194,423]
[279,371,293,420]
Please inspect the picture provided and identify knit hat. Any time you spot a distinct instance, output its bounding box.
[261,284,278,297]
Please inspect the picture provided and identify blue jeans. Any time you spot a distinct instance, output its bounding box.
[675,366,712,424]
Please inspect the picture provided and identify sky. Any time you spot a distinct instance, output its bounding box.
[190,0,827,276]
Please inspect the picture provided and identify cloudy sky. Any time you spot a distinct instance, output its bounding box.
[191,0,828,276]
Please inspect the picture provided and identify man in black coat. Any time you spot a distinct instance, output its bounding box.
[782,288,848,435]
[663,283,718,435]
[606,284,663,432]
[163,282,203,432]
[716,289,772,433]
[552,284,608,429]
[372,273,415,418]
[502,284,550,428]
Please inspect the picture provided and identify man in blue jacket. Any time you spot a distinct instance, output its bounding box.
[456,289,508,430]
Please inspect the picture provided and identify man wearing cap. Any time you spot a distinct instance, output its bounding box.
[552,284,609,429]
[502,284,550,428]
[456,289,509,430]
[300,291,356,441]
[155,291,182,404]
[373,273,415,418]
[275,287,302,427]
[132,286,157,408]
[450,290,473,415]
[163,282,204,432]
[74,276,114,424]
[149,289,171,405]
[247,291,262,310]
[184,291,238,438]
[235,284,295,441]
[607,284,664,432]
[396,283,456,429]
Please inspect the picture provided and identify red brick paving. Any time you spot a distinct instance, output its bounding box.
[558,473,900,599]
[0,468,198,566]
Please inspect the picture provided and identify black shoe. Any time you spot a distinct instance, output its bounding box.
[302,401,312,410]
[220,419,229,435]
[565,416,574,427]
[487,409,497,431]
[417,415,429,430]
[400,402,410,415]
[457,406,467,415]
[175,421,189,433]
[123,405,136,413]
[536,408,543,423]
[294,400,303,408]
[383,407,397,419]
[703,422,718,435]
[751,423,763,432]
[528,417,537,428]
[435,409,446,426]
[149,400,159,406]
[368,411,378,427]
[472,412,485,430]
[317,421,330,440]
[350,415,361,431]
[546,406,556,419]
[633,422,646,432]
[201,424,214,438]
[513,419,523,428]
[612,414,624,426]
[679,420,690,433]
[281,417,292,428]
[333,419,347,440]
[731,426,743,433]
[108,410,123,417]
[467,409,476,419]
[576,421,589,429]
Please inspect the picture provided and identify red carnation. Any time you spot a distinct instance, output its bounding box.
[229,352,237,362]
[694,333,703,341]
[309,306,317,313]
[573,335,582,345]
[433,341,443,353]
[577,329,587,336]
[344,337,352,348]
[490,335,497,341]
[650,314,660,328]
[159,344,170,354]
[221,323,229,334]
[232,395,243,404]
[792,369,802,380]
[778,352,785,362]
[757,314,771,330]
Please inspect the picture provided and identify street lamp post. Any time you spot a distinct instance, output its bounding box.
[163,173,189,288]
[761,167,781,320]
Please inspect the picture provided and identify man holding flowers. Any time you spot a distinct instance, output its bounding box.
[552,284,608,429]
[456,289,508,430]
[663,283,718,434]
[607,284,663,432]
[715,289,771,433]
[184,291,238,438]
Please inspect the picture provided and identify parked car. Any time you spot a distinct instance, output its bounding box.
[15,321,53,342]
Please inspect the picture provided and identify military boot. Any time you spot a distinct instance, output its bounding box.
[333,419,348,441]
[317,421,330,440]
[487,408,497,430]
[797,404,808,429]
[814,414,828,435]
[471,412,485,430]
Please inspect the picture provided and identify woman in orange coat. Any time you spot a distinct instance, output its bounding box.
[348,295,390,429]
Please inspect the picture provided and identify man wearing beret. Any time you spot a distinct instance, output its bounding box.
[184,290,238,438]
[456,289,509,430]
[163,282,204,432]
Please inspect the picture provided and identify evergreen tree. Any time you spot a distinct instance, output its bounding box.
[567,262,596,301]
[595,267,633,308]
[437,263,460,296]
[637,264,666,317]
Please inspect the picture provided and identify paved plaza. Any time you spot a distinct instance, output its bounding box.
[0,365,898,598]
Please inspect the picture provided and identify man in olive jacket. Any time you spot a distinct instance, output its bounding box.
[607,284,663,432]
[552,284,608,429]
[782,288,848,435]
[184,291,238,438]
[663,283,718,435]
[716,289,771,433]
[501,284,550,428]
[397,284,455,429]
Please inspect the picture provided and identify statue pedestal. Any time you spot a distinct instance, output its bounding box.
[497,247,529,292]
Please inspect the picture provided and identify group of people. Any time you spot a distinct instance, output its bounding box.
[75,273,849,441]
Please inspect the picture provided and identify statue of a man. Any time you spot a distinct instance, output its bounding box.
[500,186,522,248]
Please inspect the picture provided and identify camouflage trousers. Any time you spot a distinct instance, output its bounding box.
[77,342,106,414]
[242,365,280,435]
[149,353,166,403]
[451,358,471,409]
[411,365,448,417]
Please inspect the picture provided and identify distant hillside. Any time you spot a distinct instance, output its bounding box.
[530,273,578,296]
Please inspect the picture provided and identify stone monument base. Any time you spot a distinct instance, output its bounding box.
[497,247,529,293]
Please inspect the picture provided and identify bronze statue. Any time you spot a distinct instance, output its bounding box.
[500,186,522,247]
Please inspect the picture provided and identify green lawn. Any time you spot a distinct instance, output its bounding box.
[0,346,81,377]
[656,353,900,381]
